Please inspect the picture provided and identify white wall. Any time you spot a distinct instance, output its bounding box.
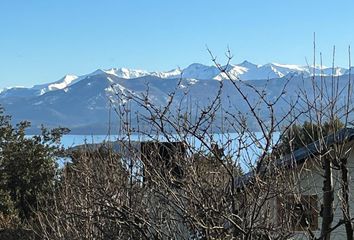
[292,144,354,239]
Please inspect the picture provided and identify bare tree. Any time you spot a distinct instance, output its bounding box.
[30,46,354,240]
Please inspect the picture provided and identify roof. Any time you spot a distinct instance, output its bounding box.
[235,128,354,188]
[68,140,141,152]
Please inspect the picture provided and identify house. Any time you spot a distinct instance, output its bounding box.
[140,141,186,187]
[66,131,354,239]
[68,140,186,186]
[236,128,354,239]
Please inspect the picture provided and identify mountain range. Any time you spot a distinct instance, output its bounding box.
[1,61,353,134]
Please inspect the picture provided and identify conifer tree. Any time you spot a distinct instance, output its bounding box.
[0,106,69,222]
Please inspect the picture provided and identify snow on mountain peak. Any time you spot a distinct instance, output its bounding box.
[149,68,182,79]
[68,61,348,83]
[114,68,149,79]
[270,63,305,72]
[7,61,352,99]
[181,63,220,79]
[47,74,79,91]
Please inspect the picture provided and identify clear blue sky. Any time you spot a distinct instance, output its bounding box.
[1,0,353,89]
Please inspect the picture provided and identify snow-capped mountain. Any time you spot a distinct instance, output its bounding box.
[13,61,354,95]
[1,61,353,134]
[2,60,350,97]
[87,61,351,82]
[32,75,79,95]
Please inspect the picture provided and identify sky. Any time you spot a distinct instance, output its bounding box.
[0,0,354,89]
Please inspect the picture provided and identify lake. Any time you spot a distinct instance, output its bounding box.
[59,132,280,170]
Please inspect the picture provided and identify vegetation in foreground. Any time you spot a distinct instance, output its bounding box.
[1,51,354,239]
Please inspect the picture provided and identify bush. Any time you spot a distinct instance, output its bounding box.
[0,107,69,224]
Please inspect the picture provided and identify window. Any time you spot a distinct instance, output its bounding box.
[277,194,318,231]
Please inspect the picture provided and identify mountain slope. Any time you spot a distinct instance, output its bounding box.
[1,61,353,134]
[1,61,351,98]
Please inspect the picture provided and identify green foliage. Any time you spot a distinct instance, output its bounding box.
[276,118,344,156]
[0,106,69,222]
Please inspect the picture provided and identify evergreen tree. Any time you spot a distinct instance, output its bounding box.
[0,107,69,222]
[276,118,344,156]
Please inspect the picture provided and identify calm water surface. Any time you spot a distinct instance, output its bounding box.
[59,132,280,169]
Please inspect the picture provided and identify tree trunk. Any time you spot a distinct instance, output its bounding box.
[340,157,353,240]
[321,156,334,240]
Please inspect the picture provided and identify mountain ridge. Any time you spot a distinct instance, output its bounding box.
[1,60,350,95]
[1,61,353,134]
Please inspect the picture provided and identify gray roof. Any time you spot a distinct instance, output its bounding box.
[235,128,354,188]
